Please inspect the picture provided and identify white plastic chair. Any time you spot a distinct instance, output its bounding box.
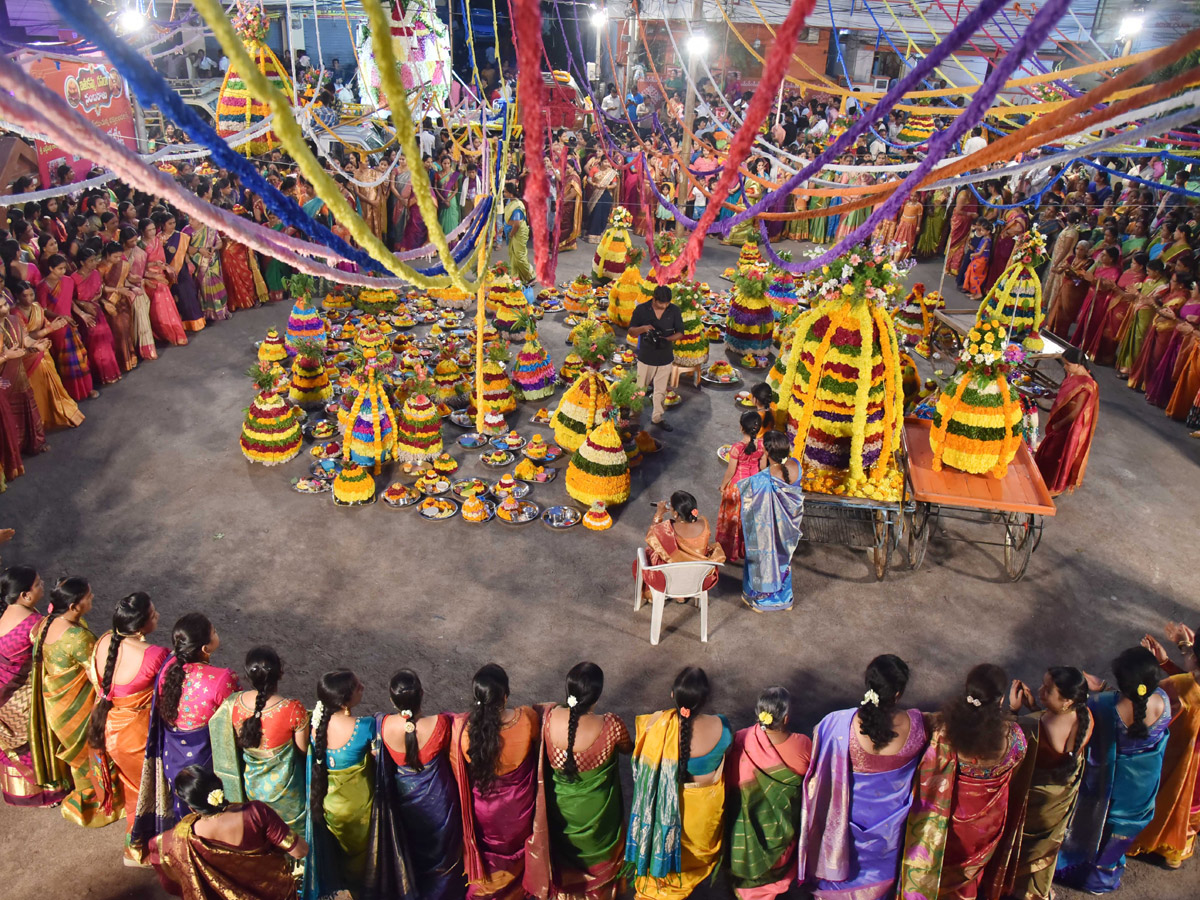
[633,547,723,645]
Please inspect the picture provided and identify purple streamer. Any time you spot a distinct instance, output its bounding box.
[759,0,1072,274]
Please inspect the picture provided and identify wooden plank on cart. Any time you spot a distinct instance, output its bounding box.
[902,417,1056,516]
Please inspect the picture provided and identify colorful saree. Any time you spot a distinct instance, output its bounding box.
[0,612,64,807]
[35,277,92,400]
[70,268,121,385]
[1034,373,1099,497]
[983,210,1028,295]
[1114,278,1166,376]
[625,710,726,900]
[1040,226,1079,318]
[1145,301,1200,408]
[1085,269,1145,367]
[558,168,583,252]
[100,257,138,372]
[715,441,765,563]
[1072,263,1122,359]
[1128,290,1188,391]
[943,189,978,276]
[209,694,308,833]
[13,303,84,429]
[450,706,539,900]
[505,200,536,286]
[261,224,293,303]
[221,239,266,311]
[526,711,628,900]
[154,803,300,900]
[898,720,1028,899]
[165,230,205,331]
[1129,673,1200,868]
[188,223,230,321]
[1166,336,1200,420]
[303,714,377,900]
[738,465,805,612]
[144,238,188,346]
[366,713,464,900]
[641,519,724,594]
[124,245,158,359]
[915,189,949,258]
[726,725,810,900]
[1044,261,1091,338]
[0,312,46,454]
[800,708,926,899]
[29,620,122,826]
[1005,713,1092,900]
[1056,688,1172,893]
[961,235,991,297]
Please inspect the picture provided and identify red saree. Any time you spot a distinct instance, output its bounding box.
[1034,373,1098,497]
[221,240,263,311]
[1044,263,1090,337]
[144,239,188,347]
[639,519,725,593]
[943,190,978,276]
[1083,269,1144,367]
[1,312,45,455]
[1072,264,1122,361]
[100,258,138,373]
[70,269,121,385]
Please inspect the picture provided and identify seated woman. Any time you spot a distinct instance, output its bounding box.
[1035,347,1099,498]
[626,667,731,900]
[639,491,725,601]
[150,765,307,900]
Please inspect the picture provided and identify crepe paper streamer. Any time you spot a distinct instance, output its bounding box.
[360,0,467,288]
[45,0,392,277]
[652,0,818,283]
[510,0,552,285]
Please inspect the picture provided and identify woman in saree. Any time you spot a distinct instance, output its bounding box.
[1122,216,1150,258]
[1034,348,1100,498]
[0,566,65,807]
[738,431,805,613]
[437,157,462,235]
[1083,251,1148,367]
[1056,647,1172,893]
[99,241,138,373]
[915,187,949,259]
[585,159,618,243]
[1003,667,1094,900]
[527,662,632,900]
[221,233,266,312]
[959,220,993,302]
[800,655,926,900]
[210,646,308,833]
[639,492,725,600]
[120,226,157,360]
[1090,226,1123,270]
[1145,280,1200,408]
[28,576,122,827]
[1129,272,1194,392]
[898,664,1029,900]
[302,670,376,900]
[559,162,584,252]
[1073,246,1123,355]
[893,195,924,263]
[356,156,388,242]
[715,411,766,563]
[1,236,41,289]
[367,668,465,900]
[34,255,94,401]
[187,182,230,322]
[503,188,536,287]
[10,281,84,430]
[1115,259,1169,378]
[944,186,979,277]
[150,764,307,900]
[723,178,766,247]
[726,686,810,900]
[1044,241,1093,338]
[158,213,204,330]
[625,666,731,900]
[1,287,47,455]
[449,663,539,900]
[260,214,294,304]
[140,219,188,346]
[1131,624,1200,869]
[1041,213,1081,318]
[400,180,430,253]
[1161,223,1193,265]
[982,206,1029,295]
[835,172,872,243]
[87,591,167,857]
[132,613,239,856]
[69,248,121,386]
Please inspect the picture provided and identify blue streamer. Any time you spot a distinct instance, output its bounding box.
[50,0,391,275]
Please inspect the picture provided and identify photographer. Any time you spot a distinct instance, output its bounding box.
[629,284,684,431]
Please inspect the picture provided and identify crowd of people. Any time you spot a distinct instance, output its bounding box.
[0,559,1196,900]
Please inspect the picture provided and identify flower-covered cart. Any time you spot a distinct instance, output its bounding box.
[798,486,912,581]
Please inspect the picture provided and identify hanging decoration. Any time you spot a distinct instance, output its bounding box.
[355,1,451,112]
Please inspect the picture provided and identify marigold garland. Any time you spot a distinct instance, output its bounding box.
[342,368,397,473]
[976,229,1047,351]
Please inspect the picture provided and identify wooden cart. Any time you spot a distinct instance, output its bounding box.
[800,486,910,582]
[930,309,1070,398]
[903,418,1056,581]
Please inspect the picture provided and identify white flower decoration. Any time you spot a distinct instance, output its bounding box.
[206,789,225,807]
[566,695,578,708]
[860,689,881,707]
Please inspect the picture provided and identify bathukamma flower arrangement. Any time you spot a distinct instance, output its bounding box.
[975,228,1048,352]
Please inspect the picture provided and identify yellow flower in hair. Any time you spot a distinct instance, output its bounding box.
[1137,684,1148,697]
[757,710,774,727]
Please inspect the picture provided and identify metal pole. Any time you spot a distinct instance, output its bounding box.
[447,0,454,87]
[675,0,705,237]
[624,2,639,97]
[285,0,298,106]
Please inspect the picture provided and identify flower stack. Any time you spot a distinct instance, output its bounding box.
[592,205,634,283]
[431,283,472,310]
[552,371,613,453]
[488,273,528,330]
[565,417,631,506]
[355,327,387,358]
[776,243,905,500]
[285,299,325,356]
[511,315,555,401]
[672,281,709,368]
[570,309,615,348]
[607,250,648,329]
[725,269,775,355]
[976,229,1048,352]
[393,380,443,463]
[343,367,397,473]
[216,2,291,154]
[766,271,800,318]
[892,283,927,347]
[239,366,302,465]
[433,354,468,404]
[288,338,333,406]
[258,328,288,364]
[929,321,1025,478]
[564,274,595,314]
[738,241,764,273]
[476,344,517,414]
[324,292,351,311]
[897,109,937,146]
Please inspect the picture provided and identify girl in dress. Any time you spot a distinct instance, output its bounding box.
[715,411,766,562]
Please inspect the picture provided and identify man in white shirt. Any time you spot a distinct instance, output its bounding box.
[195,50,216,77]
[418,118,436,158]
[600,84,621,116]
[809,116,828,138]
[962,127,987,157]
[219,55,229,73]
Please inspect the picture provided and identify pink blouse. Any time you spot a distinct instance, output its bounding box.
[159,662,239,730]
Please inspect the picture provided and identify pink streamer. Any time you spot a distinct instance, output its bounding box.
[512,0,552,284]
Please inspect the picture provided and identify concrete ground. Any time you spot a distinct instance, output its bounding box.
[1,241,1198,900]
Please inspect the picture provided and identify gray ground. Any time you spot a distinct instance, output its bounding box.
[1,242,1198,900]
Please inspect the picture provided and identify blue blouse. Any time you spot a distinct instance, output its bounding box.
[687,714,733,776]
[325,715,377,770]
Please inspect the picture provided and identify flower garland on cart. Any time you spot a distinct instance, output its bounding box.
[975,228,1048,351]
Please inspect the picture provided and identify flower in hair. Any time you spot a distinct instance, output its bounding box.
[861,690,881,707]
[405,720,416,734]
[566,695,578,708]
[206,789,225,807]
[966,695,982,707]
[678,707,691,719]
[313,700,326,723]
[400,709,413,718]
[757,711,774,727]
[1137,684,1148,697]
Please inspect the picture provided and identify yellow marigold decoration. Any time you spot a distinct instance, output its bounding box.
[976,229,1048,352]
[552,371,613,453]
[565,417,630,506]
[608,265,650,329]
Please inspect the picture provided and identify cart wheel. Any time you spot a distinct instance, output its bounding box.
[1003,512,1035,581]
[872,511,892,581]
[908,503,931,570]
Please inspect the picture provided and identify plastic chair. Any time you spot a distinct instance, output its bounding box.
[669,363,703,388]
[633,548,723,645]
